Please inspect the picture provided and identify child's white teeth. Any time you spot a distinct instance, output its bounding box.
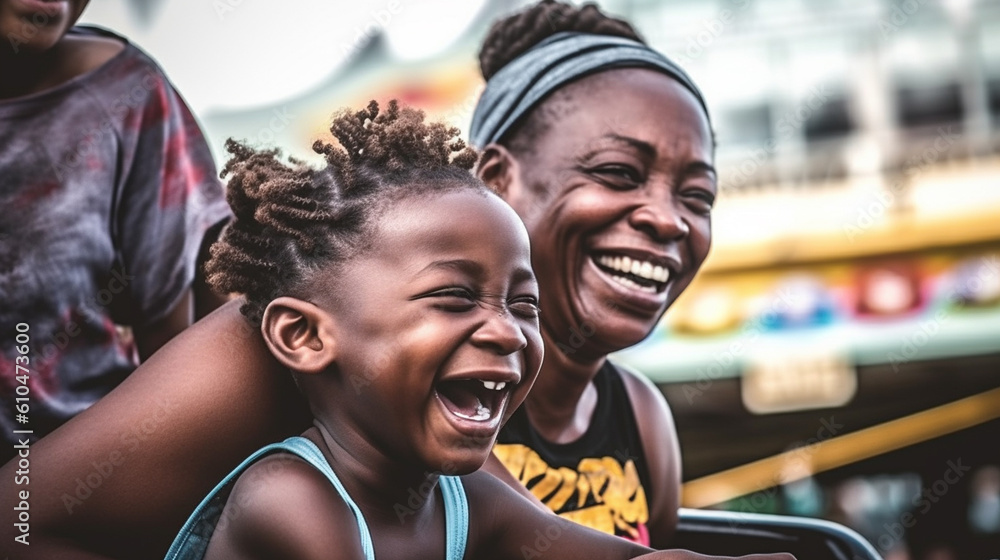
[479,380,507,391]
[596,254,670,283]
[453,402,492,421]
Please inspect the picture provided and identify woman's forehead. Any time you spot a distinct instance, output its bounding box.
[529,68,713,154]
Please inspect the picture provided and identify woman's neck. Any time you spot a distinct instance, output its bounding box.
[521,328,606,443]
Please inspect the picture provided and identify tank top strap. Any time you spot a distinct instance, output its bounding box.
[278,437,376,560]
[438,475,469,560]
[164,436,375,560]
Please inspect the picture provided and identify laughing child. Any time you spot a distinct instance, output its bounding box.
[164,100,789,560]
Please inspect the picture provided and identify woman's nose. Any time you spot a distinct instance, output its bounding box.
[627,195,690,242]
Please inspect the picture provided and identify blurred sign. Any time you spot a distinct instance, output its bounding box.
[742,350,857,414]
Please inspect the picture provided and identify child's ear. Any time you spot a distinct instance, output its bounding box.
[260,297,337,375]
[476,143,522,200]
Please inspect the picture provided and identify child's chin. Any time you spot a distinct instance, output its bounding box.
[430,450,491,477]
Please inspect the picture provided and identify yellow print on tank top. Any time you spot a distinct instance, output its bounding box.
[494,443,650,544]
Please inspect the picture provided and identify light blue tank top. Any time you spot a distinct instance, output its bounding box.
[164,436,469,560]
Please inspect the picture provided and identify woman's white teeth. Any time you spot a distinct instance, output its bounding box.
[596,255,670,283]
[611,274,658,294]
[480,380,506,391]
[453,401,492,421]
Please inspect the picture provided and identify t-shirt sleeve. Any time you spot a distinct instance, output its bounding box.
[107,52,231,327]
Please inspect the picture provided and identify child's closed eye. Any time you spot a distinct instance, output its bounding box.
[508,296,540,318]
[426,287,479,312]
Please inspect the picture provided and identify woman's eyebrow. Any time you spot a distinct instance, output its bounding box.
[684,161,718,178]
[579,133,656,160]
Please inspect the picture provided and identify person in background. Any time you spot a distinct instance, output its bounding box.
[472,1,713,547]
[0,0,231,463]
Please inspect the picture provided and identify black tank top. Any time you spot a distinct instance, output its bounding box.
[495,361,653,545]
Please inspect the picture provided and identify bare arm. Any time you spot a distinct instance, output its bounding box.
[467,470,795,560]
[0,300,310,560]
[620,364,682,548]
[203,455,365,560]
[134,289,193,361]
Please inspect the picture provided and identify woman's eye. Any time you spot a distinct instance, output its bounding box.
[508,297,541,318]
[590,165,642,189]
[682,188,716,215]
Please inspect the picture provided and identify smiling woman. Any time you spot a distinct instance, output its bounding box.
[470,0,717,547]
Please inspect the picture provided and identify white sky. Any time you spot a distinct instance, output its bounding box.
[80,0,487,113]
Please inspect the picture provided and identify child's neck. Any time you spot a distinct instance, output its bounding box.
[0,33,123,100]
[306,423,442,526]
[0,46,61,99]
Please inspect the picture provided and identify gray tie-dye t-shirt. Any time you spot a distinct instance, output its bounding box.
[0,26,231,453]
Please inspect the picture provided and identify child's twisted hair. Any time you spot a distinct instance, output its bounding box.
[206,100,481,324]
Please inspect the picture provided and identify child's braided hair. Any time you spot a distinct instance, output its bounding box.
[206,100,482,324]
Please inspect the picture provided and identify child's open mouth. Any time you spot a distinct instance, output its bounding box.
[435,377,513,432]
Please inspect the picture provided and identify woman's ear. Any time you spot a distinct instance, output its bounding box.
[477,143,522,200]
[260,297,337,375]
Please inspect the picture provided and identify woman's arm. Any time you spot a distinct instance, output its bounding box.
[620,364,682,548]
[469,470,795,560]
[0,300,309,560]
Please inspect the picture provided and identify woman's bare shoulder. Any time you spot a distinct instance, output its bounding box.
[0,300,309,559]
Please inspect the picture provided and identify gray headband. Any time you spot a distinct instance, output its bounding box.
[469,31,710,148]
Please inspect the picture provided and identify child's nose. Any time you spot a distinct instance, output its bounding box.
[470,307,528,355]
